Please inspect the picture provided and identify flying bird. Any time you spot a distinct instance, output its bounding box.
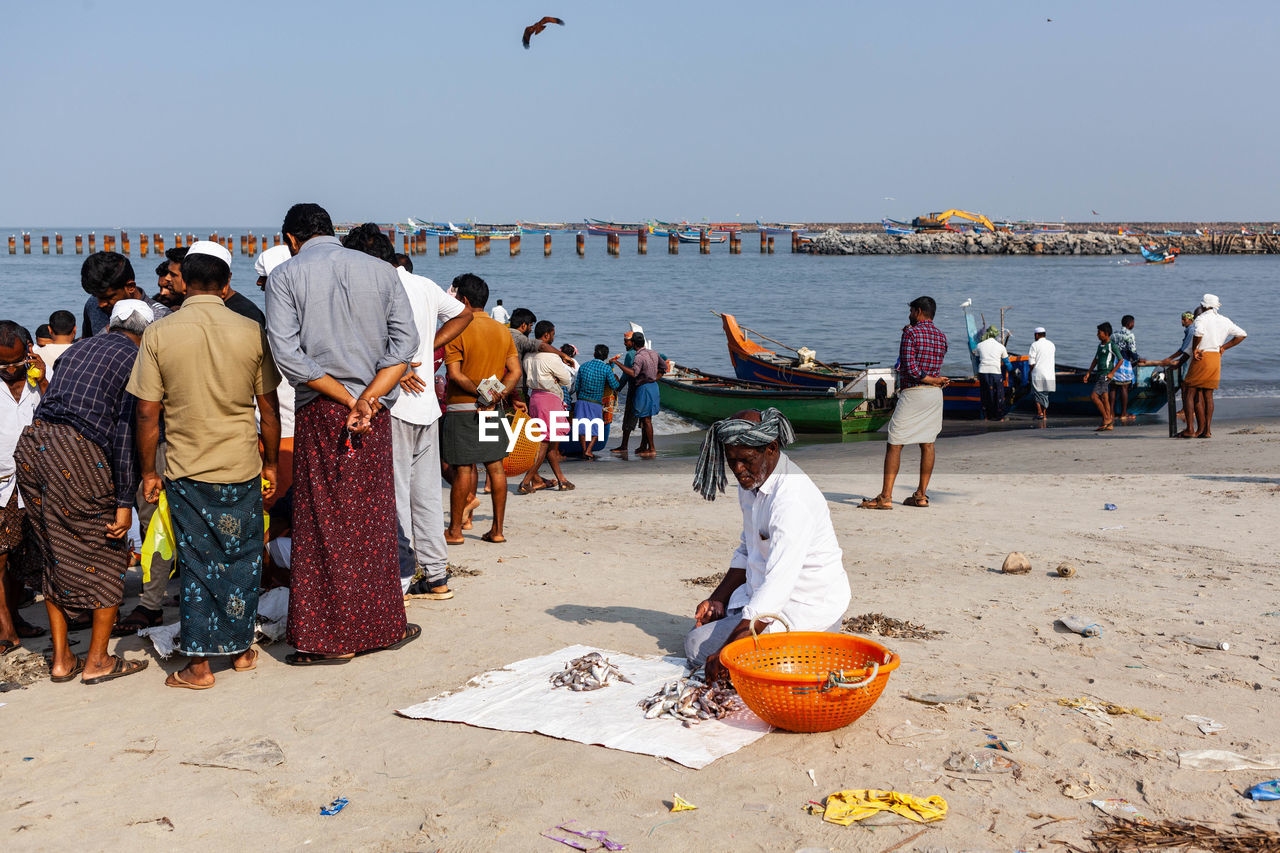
[1047,18,1053,22]
[1092,209,1100,216]
[523,16,564,49]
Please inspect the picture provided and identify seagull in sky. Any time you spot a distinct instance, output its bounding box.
[523,16,564,49]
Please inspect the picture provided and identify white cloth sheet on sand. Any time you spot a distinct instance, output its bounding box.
[1178,749,1280,771]
[138,587,290,657]
[396,644,771,769]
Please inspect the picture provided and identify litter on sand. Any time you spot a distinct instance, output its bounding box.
[1185,715,1226,735]
[319,797,348,816]
[1057,615,1101,637]
[1178,750,1280,772]
[541,821,626,851]
[879,720,948,748]
[1246,780,1280,801]
[669,794,697,812]
[1104,503,1118,510]
[820,789,947,825]
[1058,697,1161,721]
[1091,798,1151,824]
[945,750,1020,774]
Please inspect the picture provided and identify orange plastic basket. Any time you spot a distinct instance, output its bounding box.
[720,616,899,733]
[501,412,541,476]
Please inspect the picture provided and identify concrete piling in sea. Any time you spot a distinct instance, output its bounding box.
[607,233,619,256]
[544,233,552,256]
[767,236,774,254]
[155,234,164,254]
[105,235,115,252]
[576,232,585,257]
[510,234,521,256]
[668,231,678,254]
[638,229,647,254]
[790,230,799,253]
[760,230,767,253]
[273,234,280,247]
[8,236,15,254]
[41,235,49,255]
[23,233,30,254]
[730,232,740,254]
[75,235,83,254]
[89,233,96,253]
[439,236,446,257]
[699,230,710,254]
[56,233,63,254]
[174,233,183,249]
[122,231,130,255]
[140,233,148,256]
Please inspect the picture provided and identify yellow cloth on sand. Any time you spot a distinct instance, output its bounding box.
[822,789,947,825]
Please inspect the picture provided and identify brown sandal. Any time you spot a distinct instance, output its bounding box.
[858,496,893,510]
[903,493,929,508]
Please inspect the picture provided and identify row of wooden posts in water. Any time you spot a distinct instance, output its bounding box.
[7,229,799,258]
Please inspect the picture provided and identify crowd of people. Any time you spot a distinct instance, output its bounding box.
[0,204,667,684]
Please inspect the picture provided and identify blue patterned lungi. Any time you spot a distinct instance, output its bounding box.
[168,476,263,656]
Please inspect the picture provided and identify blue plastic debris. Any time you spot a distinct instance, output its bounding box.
[320,797,349,815]
[1103,503,1118,511]
[1246,781,1280,801]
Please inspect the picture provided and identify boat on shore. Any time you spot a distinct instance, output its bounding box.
[586,219,649,236]
[658,365,895,435]
[882,218,915,236]
[454,223,520,240]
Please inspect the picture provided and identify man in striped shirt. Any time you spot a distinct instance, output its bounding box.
[861,296,950,510]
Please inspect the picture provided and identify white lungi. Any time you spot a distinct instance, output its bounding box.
[886,385,944,446]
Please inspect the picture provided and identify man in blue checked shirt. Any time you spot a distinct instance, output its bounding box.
[572,345,621,459]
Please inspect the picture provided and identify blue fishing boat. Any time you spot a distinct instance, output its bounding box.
[882,218,915,236]
[1140,244,1178,264]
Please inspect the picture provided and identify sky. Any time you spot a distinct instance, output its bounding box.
[1,1,1277,225]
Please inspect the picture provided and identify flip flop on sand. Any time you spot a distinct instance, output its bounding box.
[903,493,929,508]
[50,656,85,683]
[481,530,506,543]
[858,496,893,510]
[556,481,576,491]
[165,670,214,690]
[0,639,19,656]
[82,655,149,685]
[232,648,259,672]
[284,652,353,666]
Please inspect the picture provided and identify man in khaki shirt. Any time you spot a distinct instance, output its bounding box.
[127,242,281,690]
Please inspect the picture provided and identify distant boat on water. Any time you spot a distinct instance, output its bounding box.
[756,220,809,234]
[519,221,570,233]
[585,219,648,236]
[1140,244,1178,264]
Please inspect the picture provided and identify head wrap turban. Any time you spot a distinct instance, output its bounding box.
[692,407,795,501]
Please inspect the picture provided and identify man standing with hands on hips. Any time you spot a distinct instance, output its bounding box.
[861,296,949,509]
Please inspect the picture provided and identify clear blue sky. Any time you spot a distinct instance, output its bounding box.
[2,1,1276,224]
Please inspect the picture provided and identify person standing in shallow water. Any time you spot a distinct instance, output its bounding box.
[128,242,281,689]
[265,203,421,666]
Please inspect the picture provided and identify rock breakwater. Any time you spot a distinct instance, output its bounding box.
[799,229,1280,255]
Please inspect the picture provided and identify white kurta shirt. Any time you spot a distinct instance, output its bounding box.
[390,268,466,427]
[0,382,39,505]
[1027,337,1057,392]
[974,338,1008,374]
[727,453,851,631]
[1191,310,1246,353]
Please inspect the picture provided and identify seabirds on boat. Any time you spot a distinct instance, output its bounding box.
[523,16,564,49]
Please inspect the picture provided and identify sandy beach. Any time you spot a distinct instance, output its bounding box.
[3,415,1278,852]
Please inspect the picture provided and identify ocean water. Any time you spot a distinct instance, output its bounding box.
[3,228,1276,423]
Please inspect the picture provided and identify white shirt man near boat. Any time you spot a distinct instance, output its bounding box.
[974,328,1009,421]
[490,300,510,325]
[1026,327,1056,420]
[1180,294,1246,439]
[686,409,851,685]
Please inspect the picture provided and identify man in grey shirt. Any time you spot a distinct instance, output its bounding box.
[265,203,422,666]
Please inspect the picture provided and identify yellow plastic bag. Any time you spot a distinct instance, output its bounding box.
[141,491,175,584]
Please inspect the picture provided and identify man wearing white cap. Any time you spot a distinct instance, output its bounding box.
[1026,327,1056,419]
[128,241,282,688]
[1181,294,1246,439]
[17,299,157,685]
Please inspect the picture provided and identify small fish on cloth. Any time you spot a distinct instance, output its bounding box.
[550,651,633,691]
[821,789,947,825]
[639,679,741,727]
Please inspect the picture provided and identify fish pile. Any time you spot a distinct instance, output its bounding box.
[549,652,633,692]
[638,679,741,727]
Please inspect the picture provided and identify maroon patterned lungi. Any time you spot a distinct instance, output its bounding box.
[286,399,405,655]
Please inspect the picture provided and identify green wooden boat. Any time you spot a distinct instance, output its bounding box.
[658,366,895,435]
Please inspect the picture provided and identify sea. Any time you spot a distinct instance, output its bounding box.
[3,227,1276,437]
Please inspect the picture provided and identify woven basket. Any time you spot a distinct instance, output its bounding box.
[720,615,899,733]
[501,412,541,476]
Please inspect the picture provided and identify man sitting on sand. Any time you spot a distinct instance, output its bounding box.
[686,408,851,685]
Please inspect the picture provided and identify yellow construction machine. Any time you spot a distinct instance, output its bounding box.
[911,209,997,233]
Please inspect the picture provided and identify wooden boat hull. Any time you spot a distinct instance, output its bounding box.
[721,313,862,389]
[677,231,727,243]
[659,371,892,435]
[586,219,647,236]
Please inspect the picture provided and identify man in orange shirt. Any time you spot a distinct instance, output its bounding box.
[441,274,522,545]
